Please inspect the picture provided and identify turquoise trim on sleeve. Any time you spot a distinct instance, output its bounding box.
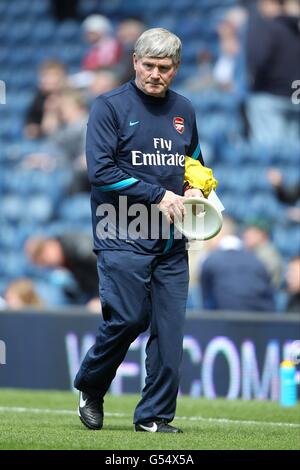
[97,177,139,192]
[191,144,201,160]
[163,224,174,254]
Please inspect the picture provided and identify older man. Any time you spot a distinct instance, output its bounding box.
[74,28,216,433]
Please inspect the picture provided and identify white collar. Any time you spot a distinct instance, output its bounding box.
[218,235,243,251]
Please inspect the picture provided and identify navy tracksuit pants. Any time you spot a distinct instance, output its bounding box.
[74,248,189,424]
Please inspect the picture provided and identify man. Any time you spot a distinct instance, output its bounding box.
[24,60,67,139]
[81,14,121,71]
[243,219,283,288]
[246,0,300,144]
[200,216,275,312]
[74,28,217,433]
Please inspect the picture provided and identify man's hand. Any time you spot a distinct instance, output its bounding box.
[158,190,186,223]
[184,188,204,198]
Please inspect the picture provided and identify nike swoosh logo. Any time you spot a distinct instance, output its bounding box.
[129,120,139,126]
[79,393,87,408]
[139,423,158,432]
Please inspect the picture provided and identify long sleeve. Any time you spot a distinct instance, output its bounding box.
[186,117,204,165]
[86,97,166,204]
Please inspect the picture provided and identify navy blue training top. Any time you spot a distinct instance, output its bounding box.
[86,80,203,254]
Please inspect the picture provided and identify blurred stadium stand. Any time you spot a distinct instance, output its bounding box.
[0,0,299,311]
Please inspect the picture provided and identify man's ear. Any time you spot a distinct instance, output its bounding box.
[133,53,138,71]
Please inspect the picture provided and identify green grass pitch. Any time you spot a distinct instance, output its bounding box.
[0,389,299,450]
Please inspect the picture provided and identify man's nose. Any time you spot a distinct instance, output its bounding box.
[151,67,160,79]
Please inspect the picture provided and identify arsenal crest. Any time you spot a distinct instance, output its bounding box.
[173,117,184,134]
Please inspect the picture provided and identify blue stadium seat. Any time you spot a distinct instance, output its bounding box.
[30,20,57,44]
[0,280,9,298]
[30,0,51,15]
[77,0,99,18]
[0,251,27,278]
[4,1,27,18]
[24,194,54,224]
[55,44,85,66]
[1,193,53,224]
[2,166,71,204]
[34,220,91,239]
[8,91,34,112]
[6,46,35,67]
[0,2,9,16]
[0,222,18,250]
[0,116,22,143]
[1,194,24,223]
[273,226,300,258]
[248,193,285,220]
[58,194,91,223]
[0,46,10,64]
[148,15,177,31]
[5,22,33,44]
[217,193,249,221]
[55,20,81,40]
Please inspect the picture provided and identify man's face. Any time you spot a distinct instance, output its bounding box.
[133,54,179,98]
[35,240,65,267]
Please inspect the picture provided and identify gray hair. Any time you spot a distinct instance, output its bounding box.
[134,28,182,65]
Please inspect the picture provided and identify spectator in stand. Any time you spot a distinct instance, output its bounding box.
[267,168,300,223]
[183,7,247,96]
[285,256,300,312]
[246,0,300,144]
[116,17,145,83]
[183,48,216,92]
[243,219,283,288]
[85,68,121,107]
[267,169,300,204]
[199,216,275,312]
[24,60,67,139]
[81,15,121,71]
[4,279,44,310]
[213,7,248,96]
[25,233,99,305]
[23,89,90,192]
[46,89,88,162]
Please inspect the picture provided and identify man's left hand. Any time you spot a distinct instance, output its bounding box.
[184,188,204,198]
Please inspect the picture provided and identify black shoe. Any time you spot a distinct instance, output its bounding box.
[134,420,183,433]
[78,391,103,430]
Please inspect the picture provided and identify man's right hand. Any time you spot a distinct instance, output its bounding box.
[157,190,186,224]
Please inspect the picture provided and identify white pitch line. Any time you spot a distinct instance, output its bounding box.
[0,406,126,417]
[0,406,299,429]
